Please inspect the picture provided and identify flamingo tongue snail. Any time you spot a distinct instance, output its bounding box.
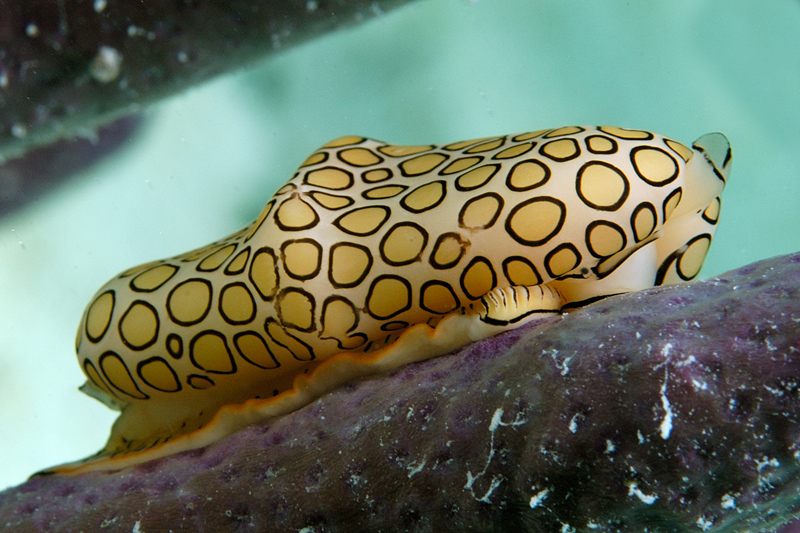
[44,126,730,475]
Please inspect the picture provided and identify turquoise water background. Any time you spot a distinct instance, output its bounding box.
[0,0,798,490]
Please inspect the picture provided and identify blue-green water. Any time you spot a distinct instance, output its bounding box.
[0,0,798,491]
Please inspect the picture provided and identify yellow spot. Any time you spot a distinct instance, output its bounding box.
[401,181,446,213]
[380,223,428,265]
[309,191,353,210]
[585,135,617,154]
[587,222,626,258]
[678,236,711,279]
[119,301,159,349]
[131,264,178,292]
[225,248,251,275]
[632,147,678,185]
[663,189,682,220]
[85,290,115,342]
[234,332,279,369]
[300,151,327,167]
[459,193,503,230]
[399,153,448,175]
[461,258,495,299]
[190,332,234,373]
[507,160,549,191]
[187,375,215,390]
[245,200,274,241]
[503,257,541,286]
[665,139,694,162]
[540,138,580,162]
[138,357,180,392]
[430,233,468,269]
[362,168,392,183]
[334,206,390,236]
[338,148,383,167]
[466,138,505,153]
[282,239,321,280]
[544,126,583,137]
[249,248,278,300]
[443,136,492,151]
[83,360,117,400]
[329,243,372,287]
[362,184,407,199]
[117,260,161,278]
[632,204,657,242]
[366,276,411,319]
[323,135,364,148]
[100,353,147,399]
[547,246,580,277]
[304,167,353,190]
[167,279,212,326]
[197,244,236,272]
[275,196,319,231]
[512,129,549,141]
[219,283,256,324]
[577,162,629,210]
[421,281,459,314]
[441,156,482,174]
[599,126,652,140]
[456,165,498,190]
[277,289,315,332]
[494,142,534,159]
[320,298,365,349]
[703,197,721,224]
[506,197,565,246]
[378,144,432,157]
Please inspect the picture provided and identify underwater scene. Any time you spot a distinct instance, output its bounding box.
[0,0,799,530]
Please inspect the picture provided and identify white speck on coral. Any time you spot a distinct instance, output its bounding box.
[90,46,122,83]
[696,516,714,530]
[406,407,414,419]
[131,521,143,533]
[560,524,576,533]
[529,487,550,509]
[10,123,27,138]
[627,482,658,504]
[635,331,641,339]
[93,0,107,13]
[568,413,579,433]
[406,458,426,478]
[756,456,780,472]
[604,439,615,454]
[25,24,39,37]
[691,378,708,391]
[720,493,736,509]
[127,25,146,37]
[298,527,316,533]
[675,355,696,367]
[637,430,645,444]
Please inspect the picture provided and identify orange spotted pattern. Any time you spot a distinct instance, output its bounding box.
[73,126,730,465]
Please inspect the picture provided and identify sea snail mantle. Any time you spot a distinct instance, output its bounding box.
[47,125,731,475]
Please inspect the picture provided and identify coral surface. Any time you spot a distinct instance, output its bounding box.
[2,252,800,532]
[0,0,419,159]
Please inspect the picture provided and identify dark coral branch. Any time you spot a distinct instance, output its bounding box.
[2,252,800,531]
[0,0,420,160]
